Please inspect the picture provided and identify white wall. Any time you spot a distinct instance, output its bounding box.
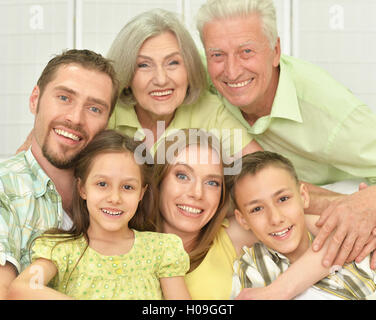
[0,0,375,160]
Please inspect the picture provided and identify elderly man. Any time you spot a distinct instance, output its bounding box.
[0,49,119,298]
[197,0,376,272]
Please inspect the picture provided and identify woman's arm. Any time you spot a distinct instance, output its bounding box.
[160,276,191,300]
[7,258,73,300]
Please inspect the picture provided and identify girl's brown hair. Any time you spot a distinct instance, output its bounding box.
[149,129,229,272]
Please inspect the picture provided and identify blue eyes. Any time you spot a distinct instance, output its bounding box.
[175,173,220,187]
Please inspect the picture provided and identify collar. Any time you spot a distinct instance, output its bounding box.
[25,148,56,198]
[111,100,195,140]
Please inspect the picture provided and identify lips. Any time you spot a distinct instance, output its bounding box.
[101,208,124,217]
[150,89,173,97]
[225,78,254,88]
[54,128,81,141]
[176,204,203,216]
[269,225,293,239]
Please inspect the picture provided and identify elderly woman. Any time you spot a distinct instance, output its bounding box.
[106,9,260,156]
[147,128,332,300]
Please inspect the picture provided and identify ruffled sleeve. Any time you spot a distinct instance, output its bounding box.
[31,235,74,282]
[157,233,189,278]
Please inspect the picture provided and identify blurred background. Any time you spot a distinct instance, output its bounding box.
[1,0,375,160]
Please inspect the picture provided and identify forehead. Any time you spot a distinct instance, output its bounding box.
[44,64,113,103]
[89,152,140,175]
[203,14,267,49]
[237,166,297,193]
[139,32,180,54]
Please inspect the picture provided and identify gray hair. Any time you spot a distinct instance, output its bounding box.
[107,8,207,106]
[196,0,279,48]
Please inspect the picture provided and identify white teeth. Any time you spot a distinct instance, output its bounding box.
[270,226,292,237]
[227,79,252,88]
[150,90,173,96]
[54,129,80,141]
[177,205,203,214]
[101,209,123,216]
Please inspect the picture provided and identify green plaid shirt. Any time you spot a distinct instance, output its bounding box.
[231,234,376,300]
[0,149,64,273]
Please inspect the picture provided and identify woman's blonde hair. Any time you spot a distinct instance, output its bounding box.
[107,8,207,107]
[196,0,279,48]
[149,129,229,272]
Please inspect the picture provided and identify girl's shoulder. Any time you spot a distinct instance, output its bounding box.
[33,233,86,252]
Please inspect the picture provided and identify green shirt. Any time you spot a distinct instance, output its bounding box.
[0,149,63,272]
[221,54,376,185]
[108,90,253,156]
[32,230,189,300]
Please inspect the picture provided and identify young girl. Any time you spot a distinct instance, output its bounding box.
[7,130,191,300]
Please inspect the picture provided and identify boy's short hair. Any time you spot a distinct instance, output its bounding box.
[37,49,119,116]
[225,151,299,208]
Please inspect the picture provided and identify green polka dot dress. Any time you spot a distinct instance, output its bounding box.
[31,230,189,299]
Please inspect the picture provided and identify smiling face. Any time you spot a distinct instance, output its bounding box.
[203,14,280,119]
[131,31,189,125]
[79,152,146,238]
[234,166,310,263]
[30,63,112,169]
[159,145,223,245]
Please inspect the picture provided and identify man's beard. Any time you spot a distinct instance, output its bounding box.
[42,143,81,169]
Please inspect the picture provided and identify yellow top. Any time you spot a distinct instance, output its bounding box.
[185,219,237,300]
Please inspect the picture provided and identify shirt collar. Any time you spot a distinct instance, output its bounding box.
[112,100,194,139]
[25,148,55,198]
[269,55,302,123]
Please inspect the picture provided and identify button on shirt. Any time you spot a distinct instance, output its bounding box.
[0,149,63,272]
[221,54,376,185]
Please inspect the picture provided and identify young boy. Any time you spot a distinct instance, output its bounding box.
[227,151,376,300]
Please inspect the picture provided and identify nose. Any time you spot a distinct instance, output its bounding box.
[153,66,168,86]
[268,205,285,226]
[65,104,84,125]
[188,180,203,200]
[224,54,242,81]
[107,188,122,204]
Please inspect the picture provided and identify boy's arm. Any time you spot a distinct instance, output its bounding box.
[0,263,17,299]
[160,276,191,300]
[7,258,73,300]
[235,238,331,300]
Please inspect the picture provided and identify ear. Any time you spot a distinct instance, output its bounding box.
[234,208,251,231]
[299,183,310,209]
[77,178,87,200]
[29,85,40,115]
[272,37,281,68]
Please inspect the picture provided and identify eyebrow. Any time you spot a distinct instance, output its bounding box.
[243,188,290,207]
[92,174,140,183]
[207,40,258,52]
[137,51,181,60]
[174,162,223,181]
[54,85,110,110]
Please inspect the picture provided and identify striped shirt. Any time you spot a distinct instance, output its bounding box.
[231,234,376,300]
[0,149,64,272]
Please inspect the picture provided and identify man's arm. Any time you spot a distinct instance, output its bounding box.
[0,263,17,299]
